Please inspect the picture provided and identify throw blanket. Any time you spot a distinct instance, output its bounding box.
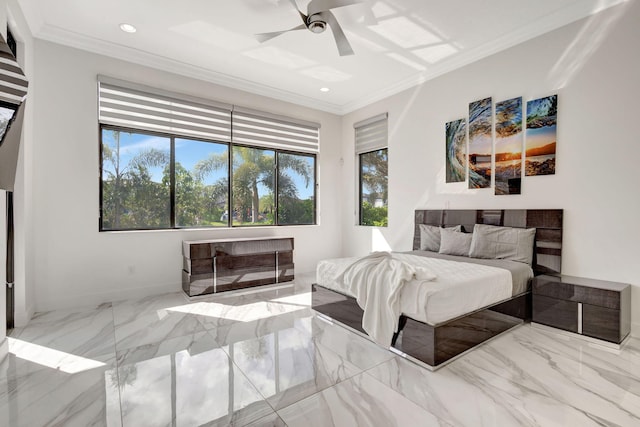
[338,252,436,347]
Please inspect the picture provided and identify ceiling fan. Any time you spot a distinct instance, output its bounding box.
[255,0,368,56]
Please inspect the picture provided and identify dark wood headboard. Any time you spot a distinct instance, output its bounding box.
[413,209,563,275]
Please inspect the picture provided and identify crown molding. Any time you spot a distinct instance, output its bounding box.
[31,0,626,116]
[35,24,346,115]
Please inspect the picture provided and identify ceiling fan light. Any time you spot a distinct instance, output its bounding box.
[307,15,327,33]
[309,21,326,33]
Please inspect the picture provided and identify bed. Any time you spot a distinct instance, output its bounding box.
[311,209,563,369]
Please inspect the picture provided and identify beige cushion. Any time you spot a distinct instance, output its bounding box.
[469,224,536,264]
[439,227,472,256]
[419,224,462,252]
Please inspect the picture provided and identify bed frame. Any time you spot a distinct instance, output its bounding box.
[312,209,563,369]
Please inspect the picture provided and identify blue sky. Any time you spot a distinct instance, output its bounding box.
[102,130,313,199]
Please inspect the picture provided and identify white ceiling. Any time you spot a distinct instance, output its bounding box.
[16,0,625,114]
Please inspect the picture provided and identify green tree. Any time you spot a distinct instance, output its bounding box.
[233,148,272,224]
[166,162,202,226]
[361,202,388,227]
[360,149,388,227]
[361,149,388,205]
[195,147,313,225]
[102,131,125,229]
[102,129,170,229]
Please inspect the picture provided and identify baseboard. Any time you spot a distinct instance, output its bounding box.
[36,281,181,313]
[30,272,315,316]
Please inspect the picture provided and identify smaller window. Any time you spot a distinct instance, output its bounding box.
[359,149,388,227]
[355,113,388,227]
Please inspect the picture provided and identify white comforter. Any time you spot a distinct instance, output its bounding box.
[336,252,437,347]
[317,253,514,333]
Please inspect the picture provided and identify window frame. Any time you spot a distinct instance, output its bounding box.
[99,124,317,231]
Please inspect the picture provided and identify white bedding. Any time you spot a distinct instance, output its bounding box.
[316,252,514,326]
[336,252,437,347]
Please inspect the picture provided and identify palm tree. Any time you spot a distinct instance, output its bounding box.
[195,147,312,224]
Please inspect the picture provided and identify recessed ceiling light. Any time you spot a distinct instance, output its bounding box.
[119,23,137,33]
[320,87,330,92]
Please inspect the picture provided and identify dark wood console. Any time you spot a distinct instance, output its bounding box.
[532,274,630,344]
[182,237,294,297]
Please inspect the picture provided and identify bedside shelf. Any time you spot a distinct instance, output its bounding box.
[532,274,631,345]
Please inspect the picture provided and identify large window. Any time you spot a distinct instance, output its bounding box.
[98,77,319,231]
[355,114,388,227]
[100,128,315,230]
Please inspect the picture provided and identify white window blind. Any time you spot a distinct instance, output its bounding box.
[98,76,232,141]
[0,53,28,105]
[232,107,320,153]
[354,113,388,154]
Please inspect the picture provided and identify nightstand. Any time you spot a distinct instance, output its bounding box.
[532,274,631,345]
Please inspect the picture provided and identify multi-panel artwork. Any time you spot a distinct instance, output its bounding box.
[446,93,557,194]
[445,118,466,183]
[495,97,523,195]
[468,97,492,189]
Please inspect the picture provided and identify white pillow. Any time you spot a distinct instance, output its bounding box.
[469,224,536,264]
[439,227,472,256]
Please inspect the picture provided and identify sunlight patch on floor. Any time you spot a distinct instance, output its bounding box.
[8,337,106,374]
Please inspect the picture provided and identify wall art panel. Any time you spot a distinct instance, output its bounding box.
[468,97,492,188]
[445,118,467,183]
[495,97,523,195]
[525,94,557,176]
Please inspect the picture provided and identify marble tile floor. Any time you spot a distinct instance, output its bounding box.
[1,276,640,426]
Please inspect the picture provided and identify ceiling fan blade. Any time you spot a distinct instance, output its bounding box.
[289,0,308,25]
[318,11,354,56]
[255,24,306,43]
[308,0,362,16]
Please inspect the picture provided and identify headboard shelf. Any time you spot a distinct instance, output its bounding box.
[413,209,563,275]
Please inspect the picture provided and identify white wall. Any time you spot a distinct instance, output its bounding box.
[6,0,36,327]
[0,189,6,360]
[341,2,640,333]
[0,0,7,361]
[30,41,344,312]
